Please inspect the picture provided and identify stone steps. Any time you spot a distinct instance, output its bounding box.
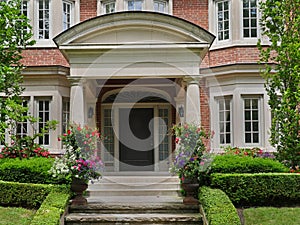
[64,175,203,224]
[65,203,202,225]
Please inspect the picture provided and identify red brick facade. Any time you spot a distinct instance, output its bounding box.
[80,0,98,22]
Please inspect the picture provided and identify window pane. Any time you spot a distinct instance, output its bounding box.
[253,122,259,131]
[245,122,251,131]
[245,133,251,143]
[253,133,259,143]
[251,29,257,37]
[220,134,225,144]
[252,110,258,120]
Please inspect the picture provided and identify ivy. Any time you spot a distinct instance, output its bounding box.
[258,0,300,168]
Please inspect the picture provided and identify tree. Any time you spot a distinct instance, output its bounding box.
[259,0,300,168]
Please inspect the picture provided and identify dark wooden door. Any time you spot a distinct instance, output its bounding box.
[119,108,154,171]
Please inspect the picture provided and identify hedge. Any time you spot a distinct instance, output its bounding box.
[198,186,241,225]
[0,181,71,225]
[210,173,300,206]
[30,191,71,225]
[0,157,67,184]
[210,155,289,174]
[0,181,51,208]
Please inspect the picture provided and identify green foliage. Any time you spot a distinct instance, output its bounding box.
[0,206,36,225]
[199,186,241,225]
[0,0,35,140]
[170,123,209,181]
[0,157,67,184]
[30,191,71,225]
[0,181,51,208]
[210,173,300,206]
[258,0,300,168]
[210,155,289,174]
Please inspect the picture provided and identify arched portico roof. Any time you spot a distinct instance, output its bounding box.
[54,11,215,48]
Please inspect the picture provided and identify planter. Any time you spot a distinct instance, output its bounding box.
[181,178,199,205]
[70,178,88,205]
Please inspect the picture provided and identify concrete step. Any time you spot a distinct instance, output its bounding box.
[88,182,180,190]
[70,203,199,214]
[95,176,180,184]
[65,212,202,225]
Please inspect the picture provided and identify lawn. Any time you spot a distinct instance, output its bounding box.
[243,207,300,225]
[0,206,36,225]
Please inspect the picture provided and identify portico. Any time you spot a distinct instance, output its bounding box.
[54,11,215,172]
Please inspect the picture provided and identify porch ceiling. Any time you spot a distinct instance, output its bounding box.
[54,12,215,78]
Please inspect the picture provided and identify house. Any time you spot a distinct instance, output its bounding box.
[17,0,272,172]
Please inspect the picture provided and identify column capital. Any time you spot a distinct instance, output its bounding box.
[68,77,86,86]
[183,75,203,85]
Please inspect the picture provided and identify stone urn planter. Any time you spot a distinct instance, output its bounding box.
[70,178,88,206]
[181,178,199,205]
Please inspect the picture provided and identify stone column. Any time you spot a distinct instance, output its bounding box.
[70,79,85,125]
[185,77,201,125]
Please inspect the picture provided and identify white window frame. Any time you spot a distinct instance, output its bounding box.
[216,0,231,42]
[153,0,167,13]
[103,1,116,14]
[21,0,29,17]
[16,99,30,139]
[126,0,144,11]
[36,0,51,40]
[62,98,70,133]
[217,97,232,146]
[62,0,74,31]
[241,0,259,39]
[242,95,262,146]
[36,98,51,146]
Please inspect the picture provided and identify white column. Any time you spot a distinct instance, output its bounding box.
[70,80,85,125]
[185,78,201,125]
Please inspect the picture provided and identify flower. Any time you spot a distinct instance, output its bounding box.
[169,123,210,181]
[49,124,104,183]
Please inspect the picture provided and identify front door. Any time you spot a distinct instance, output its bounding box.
[119,108,154,171]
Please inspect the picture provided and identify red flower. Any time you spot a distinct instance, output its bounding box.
[58,137,61,141]
[77,126,82,131]
[244,152,248,156]
[175,137,180,144]
[86,134,90,138]
[67,129,71,135]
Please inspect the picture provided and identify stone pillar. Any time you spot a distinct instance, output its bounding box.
[185,77,201,125]
[70,79,85,125]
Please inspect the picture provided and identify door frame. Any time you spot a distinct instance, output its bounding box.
[101,103,172,172]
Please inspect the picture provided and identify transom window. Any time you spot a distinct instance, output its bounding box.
[218,98,231,144]
[217,0,230,41]
[242,0,258,38]
[38,0,50,39]
[128,0,143,11]
[63,0,73,30]
[244,97,260,144]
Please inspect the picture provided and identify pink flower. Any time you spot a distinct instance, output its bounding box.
[175,137,180,144]
[77,126,82,131]
[86,134,90,138]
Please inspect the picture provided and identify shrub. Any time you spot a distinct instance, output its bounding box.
[210,155,289,174]
[30,191,71,225]
[199,186,241,225]
[0,181,51,208]
[210,173,300,206]
[0,157,67,184]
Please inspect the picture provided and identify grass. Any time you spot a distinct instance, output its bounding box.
[243,207,300,225]
[0,206,36,225]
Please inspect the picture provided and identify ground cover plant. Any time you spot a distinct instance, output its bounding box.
[0,206,36,225]
[243,207,300,225]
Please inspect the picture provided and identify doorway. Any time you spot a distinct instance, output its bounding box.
[119,108,154,171]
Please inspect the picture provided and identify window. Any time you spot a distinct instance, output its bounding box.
[158,108,169,160]
[37,99,50,145]
[154,0,166,13]
[217,0,230,41]
[38,0,50,39]
[21,0,29,17]
[16,100,29,139]
[128,0,142,11]
[244,97,260,144]
[104,1,115,14]
[103,109,114,162]
[242,0,258,38]
[62,99,70,133]
[218,98,231,144]
[63,0,73,30]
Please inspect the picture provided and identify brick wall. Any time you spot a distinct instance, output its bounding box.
[21,48,69,67]
[173,0,208,29]
[80,0,97,22]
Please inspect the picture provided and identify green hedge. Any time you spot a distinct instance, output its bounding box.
[210,173,300,206]
[199,186,241,225]
[0,157,66,184]
[210,155,289,174]
[30,191,71,225]
[0,181,51,208]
